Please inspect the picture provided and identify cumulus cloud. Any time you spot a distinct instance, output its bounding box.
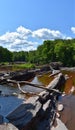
[0,32,19,43]
[0,26,33,51]
[0,26,69,51]
[9,40,37,52]
[66,37,72,40]
[17,26,32,35]
[33,28,64,40]
[71,27,75,34]
[0,26,32,43]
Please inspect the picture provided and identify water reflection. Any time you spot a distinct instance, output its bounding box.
[0,76,44,122]
[0,70,75,95]
[0,76,43,96]
[22,76,43,93]
[0,84,19,95]
[0,70,75,130]
[0,95,24,122]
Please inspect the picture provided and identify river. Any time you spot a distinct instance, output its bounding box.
[0,70,75,130]
[0,76,43,122]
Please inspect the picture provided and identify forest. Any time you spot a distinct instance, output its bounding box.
[0,39,75,67]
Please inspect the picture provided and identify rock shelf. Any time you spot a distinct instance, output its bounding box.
[5,73,65,130]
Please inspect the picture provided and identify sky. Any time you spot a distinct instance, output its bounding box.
[0,0,75,52]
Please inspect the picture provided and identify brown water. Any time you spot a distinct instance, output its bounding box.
[38,72,54,85]
[0,70,75,130]
[38,71,75,130]
[38,71,75,94]
[59,94,75,130]
[62,71,75,94]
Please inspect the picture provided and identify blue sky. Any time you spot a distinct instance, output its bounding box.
[0,0,75,51]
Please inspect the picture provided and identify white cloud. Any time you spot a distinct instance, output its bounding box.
[66,36,72,40]
[0,26,71,51]
[71,27,75,34]
[17,26,32,35]
[33,28,64,40]
[0,26,34,51]
[0,32,19,42]
[9,41,37,52]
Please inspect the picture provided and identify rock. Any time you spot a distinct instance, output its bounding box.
[43,99,51,111]
[6,73,65,130]
[56,112,60,118]
[69,86,75,94]
[50,62,63,70]
[57,104,64,112]
[40,65,51,72]
[62,92,66,97]
[65,74,69,80]
[51,118,68,130]
[0,123,18,130]
[6,96,42,129]
[0,115,3,124]
[11,70,35,81]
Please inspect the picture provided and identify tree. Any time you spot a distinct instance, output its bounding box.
[0,46,12,62]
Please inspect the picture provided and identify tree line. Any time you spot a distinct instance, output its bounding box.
[0,39,75,67]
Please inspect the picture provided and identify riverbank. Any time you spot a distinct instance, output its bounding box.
[61,67,75,72]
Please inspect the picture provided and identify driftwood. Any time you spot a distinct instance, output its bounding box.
[6,73,65,130]
[7,79,62,94]
[49,70,60,77]
[49,65,60,77]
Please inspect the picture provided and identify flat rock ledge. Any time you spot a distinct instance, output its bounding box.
[0,123,18,130]
[6,73,65,130]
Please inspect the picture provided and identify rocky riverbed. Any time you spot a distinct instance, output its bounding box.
[0,67,75,130]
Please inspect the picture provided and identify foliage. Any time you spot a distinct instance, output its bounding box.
[0,46,12,62]
[12,51,28,62]
[12,63,35,70]
[0,39,75,67]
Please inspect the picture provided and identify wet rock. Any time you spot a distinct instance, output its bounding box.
[6,73,65,130]
[69,86,75,94]
[42,99,51,111]
[65,74,69,80]
[0,70,36,84]
[51,118,68,130]
[56,112,60,118]
[6,96,42,129]
[40,65,51,72]
[11,70,35,81]
[0,115,3,124]
[0,73,4,76]
[0,123,18,130]
[50,62,63,70]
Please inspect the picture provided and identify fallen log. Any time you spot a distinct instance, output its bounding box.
[49,65,60,77]
[47,73,65,90]
[7,79,62,94]
[49,70,60,77]
[6,73,65,130]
